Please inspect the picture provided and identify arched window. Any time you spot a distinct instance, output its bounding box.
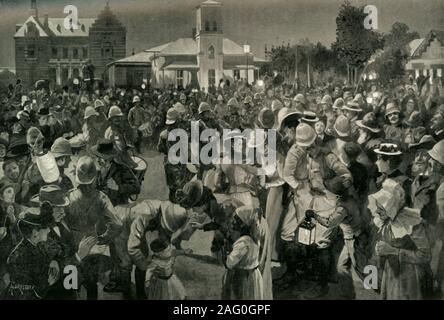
[208,45,215,59]
[205,21,210,32]
[213,21,217,31]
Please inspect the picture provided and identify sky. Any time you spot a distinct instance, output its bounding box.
[0,0,443,68]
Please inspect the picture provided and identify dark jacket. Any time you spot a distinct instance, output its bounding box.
[96,161,140,206]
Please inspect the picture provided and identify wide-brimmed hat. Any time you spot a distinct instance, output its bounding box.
[30,184,70,207]
[320,95,333,105]
[84,106,99,120]
[165,108,179,125]
[333,115,351,138]
[408,134,436,149]
[374,143,402,156]
[51,137,72,158]
[75,156,97,185]
[173,102,186,114]
[6,142,30,159]
[18,206,54,230]
[356,112,381,133]
[333,98,345,110]
[133,96,141,104]
[403,110,422,127]
[385,103,400,117]
[257,108,275,129]
[227,98,239,108]
[296,123,317,147]
[94,99,105,109]
[91,139,117,160]
[176,180,204,208]
[278,108,301,129]
[69,133,87,149]
[293,94,306,104]
[301,111,319,123]
[342,100,362,112]
[160,202,188,233]
[428,140,444,165]
[108,105,124,119]
[198,102,212,115]
[271,99,283,113]
[37,107,51,116]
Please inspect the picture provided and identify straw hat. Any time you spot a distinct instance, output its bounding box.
[84,106,99,120]
[374,143,402,156]
[333,115,351,138]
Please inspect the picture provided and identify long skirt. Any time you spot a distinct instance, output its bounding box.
[146,275,186,300]
[265,186,284,261]
[222,268,263,300]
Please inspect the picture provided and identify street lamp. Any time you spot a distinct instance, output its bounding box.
[243,42,251,84]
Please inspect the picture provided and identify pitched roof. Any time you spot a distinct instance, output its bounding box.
[46,18,94,37]
[14,16,94,37]
[222,38,246,55]
[156,38,198,56]
[412,30,444,57]
[408,38,425,57]
[14,16,48,37]
[112,51,154,64]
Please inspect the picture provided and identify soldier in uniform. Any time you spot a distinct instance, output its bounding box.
[4,204,58,300]
[64,156,123,300]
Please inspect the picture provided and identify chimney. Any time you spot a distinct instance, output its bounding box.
[30,0,38,18]
[44,14,48,28]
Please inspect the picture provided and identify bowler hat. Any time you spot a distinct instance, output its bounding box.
[18,206,54,230]
[6,142,30,159]
[30,184,70,207]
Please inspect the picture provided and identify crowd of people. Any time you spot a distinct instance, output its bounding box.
[0,75,443,300]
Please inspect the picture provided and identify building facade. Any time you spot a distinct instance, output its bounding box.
[108,0,266,90]
[14,0,126,88]
[406,30,444,85]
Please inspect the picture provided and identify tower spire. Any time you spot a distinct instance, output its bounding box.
[30,0,38,18]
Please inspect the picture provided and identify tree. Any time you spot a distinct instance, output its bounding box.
[332,1,384,85]
[373,22,420,85]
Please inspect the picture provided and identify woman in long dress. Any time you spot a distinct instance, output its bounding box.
[222,206,263,300]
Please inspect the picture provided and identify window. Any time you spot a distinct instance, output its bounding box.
[73,48,78,59]
[102,42,113,59]
[51,47,58,59]
[233,69,240,80]
[82,47,88,59]
[213,21,217,31]
[26,44,36,58]
[63,47,68,59]
[205,20,210,32]
[208,45,215,59]
[176,70,184,88]
[208,69,216,86]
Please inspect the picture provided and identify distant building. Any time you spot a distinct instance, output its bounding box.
[14,0,126,88]
[107,0,266,90]
[406,30,444,84]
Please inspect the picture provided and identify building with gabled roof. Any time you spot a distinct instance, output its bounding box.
[14,0,126,88]
[107,0,267,89]
[405,29,444,84]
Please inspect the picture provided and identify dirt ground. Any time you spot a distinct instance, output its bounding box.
[89,149,379,300]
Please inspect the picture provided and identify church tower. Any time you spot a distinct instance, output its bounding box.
[195,0,223,90]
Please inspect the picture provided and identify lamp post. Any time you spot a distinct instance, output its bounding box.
[243,42,251,84]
